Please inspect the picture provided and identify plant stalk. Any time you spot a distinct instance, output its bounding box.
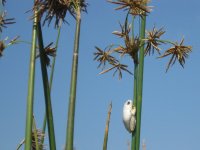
[41,20,62,146]
[103,102,112,150]
[37,22,56,150]
[131,15,138,150]
[24,4,38,150]
[135,16,146,150]
[131,60,138,150]
[65,5,81,150]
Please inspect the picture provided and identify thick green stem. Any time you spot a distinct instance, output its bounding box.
[131,61,138,150]
[37,22,56,150]
[135,16,146,150]
[24,5,37,150]
[103,102,112,150]
[65,6,81,150]
[131,16,138,150]
[41,20,62,146]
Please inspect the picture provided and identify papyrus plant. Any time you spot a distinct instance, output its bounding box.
[94,1,192,150]
[65,1,87,150]
[24,2,38,149]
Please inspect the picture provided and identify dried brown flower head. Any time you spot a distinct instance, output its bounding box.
[112,20,131,38]
[108,0,152,16]
[36,42,56,66]
[94,46,132,79]
[113,18,140,63]
[94,46,117,69]
[159,38,192,72]
[113,37,140,64]
[144,27,166,55]
[43,42,56,66]
[0,11,15,32]
[33,0,87,27]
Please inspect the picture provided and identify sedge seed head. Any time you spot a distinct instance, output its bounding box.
[144,27,166,56]
[159,38,192,72]
[108,0,153,17]
[0,11,15,32]
[32,0,87,28]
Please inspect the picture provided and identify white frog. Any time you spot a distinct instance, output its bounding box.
[123,99,136,133]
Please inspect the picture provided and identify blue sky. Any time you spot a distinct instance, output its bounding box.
[0,1,200,150]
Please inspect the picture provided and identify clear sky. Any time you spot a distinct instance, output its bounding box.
[0,1,200,150]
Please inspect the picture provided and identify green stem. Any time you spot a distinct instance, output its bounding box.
[131,60,138,150]
[135,15,146,150]
[24,4,38,150]
[37,22,56,150]
[131,16,135,43]
[49,20,62,90]
[41,20,62,146]
[65,5,81,150]
[131,15,138,150]
[103,102,112,150]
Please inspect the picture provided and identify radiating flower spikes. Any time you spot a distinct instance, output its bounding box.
[159,38,192,72]
[0,11,15,32]
[36,42,56,67]
[94,16,139,79]
[144,26,166,55]
[144,27,192,72]
[94,24,192,76]
[94,46,132,79]
[108,0,153,17]
[112,16,140,64]
[32,0,87,27]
